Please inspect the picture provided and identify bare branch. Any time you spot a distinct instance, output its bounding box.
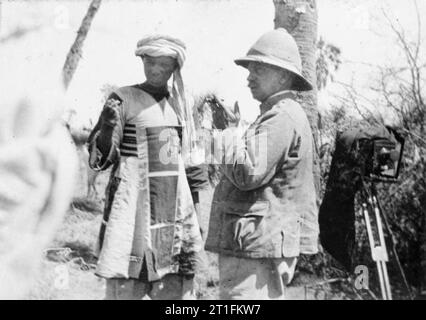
[403,129,426,145]
[331,82,382,125]
[414,0,421,61]
[62,0,102,89]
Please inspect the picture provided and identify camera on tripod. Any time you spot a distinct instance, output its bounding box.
[319,125,411,299]
[319,126,410,299]
[360,128,405,182]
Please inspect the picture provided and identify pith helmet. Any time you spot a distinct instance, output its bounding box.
[234,28,313,91]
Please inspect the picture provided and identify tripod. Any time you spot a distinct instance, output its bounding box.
[359,180,414,300]
[360,181,392,299]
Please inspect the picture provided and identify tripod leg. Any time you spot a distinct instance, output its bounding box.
[364,202,388,299]
[376,261,388,299]
[362,203,376,255]
[373,195,392,299]
[381,261,393,300]
[373,196,389,261]
[363,191,393,300]
[372,190,414,300]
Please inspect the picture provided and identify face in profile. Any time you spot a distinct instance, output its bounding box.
[246,62,289,102]
[142,55,177,88]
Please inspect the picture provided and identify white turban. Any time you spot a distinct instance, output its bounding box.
[135,35,186,68]
[135,35,202,166]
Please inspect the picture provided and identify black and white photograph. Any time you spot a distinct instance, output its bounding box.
[0,0,425,303]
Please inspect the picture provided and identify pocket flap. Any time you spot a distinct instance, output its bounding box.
[222,200,269,217]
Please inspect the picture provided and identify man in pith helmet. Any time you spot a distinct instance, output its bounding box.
[205,28,319,300]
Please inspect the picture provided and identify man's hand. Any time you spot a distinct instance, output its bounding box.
[222,101,241,128]
[100,98,121,128]
[211,96,241,129]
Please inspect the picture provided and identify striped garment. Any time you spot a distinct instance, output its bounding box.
[120,123,137,157]
[88,85,203,281]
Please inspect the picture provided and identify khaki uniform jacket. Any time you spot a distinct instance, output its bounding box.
[205,91,319,258]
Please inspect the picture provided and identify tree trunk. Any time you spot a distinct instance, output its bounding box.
[273,0,321,198]
[62,0,102,89]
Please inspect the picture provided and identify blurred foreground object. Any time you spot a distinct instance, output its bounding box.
[0,74,78,299]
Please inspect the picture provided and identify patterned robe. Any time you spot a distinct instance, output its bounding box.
[88,84,203,281]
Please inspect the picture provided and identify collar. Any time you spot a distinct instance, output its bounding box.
[138,82,170,101]
[259,90,295,115]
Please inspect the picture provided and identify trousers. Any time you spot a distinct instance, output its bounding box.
[219,255,297,300]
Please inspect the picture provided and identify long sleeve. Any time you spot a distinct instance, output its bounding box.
[218,108,295,191]
[88,93,126,171]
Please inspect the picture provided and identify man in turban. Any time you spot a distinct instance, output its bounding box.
[87,35,203,300]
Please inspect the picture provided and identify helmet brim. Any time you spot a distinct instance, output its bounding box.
[234,55,313,92]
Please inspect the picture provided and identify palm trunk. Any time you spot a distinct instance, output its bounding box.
[62,0,102,89]
[273,0,321,198]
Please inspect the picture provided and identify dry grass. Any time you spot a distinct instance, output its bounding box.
[25,196,105,300]
[26,188,221,300]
